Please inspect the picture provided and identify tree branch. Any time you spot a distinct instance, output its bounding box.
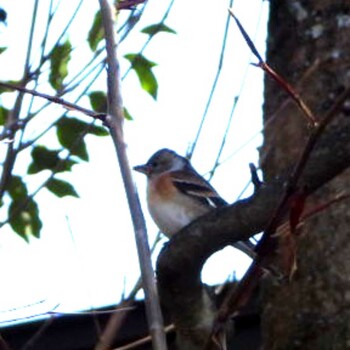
[98,1,167,350]
[0,82,106,127]
[157,93,350,349]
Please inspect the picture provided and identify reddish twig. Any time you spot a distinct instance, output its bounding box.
[273,191,350,239]
[301,192,350,223]
[228,8,318,127]
[258,62,317,127]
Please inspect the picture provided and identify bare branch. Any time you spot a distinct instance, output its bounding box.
[97,1,167,350]
[0,82,106,122]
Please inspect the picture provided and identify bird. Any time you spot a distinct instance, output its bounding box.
[133,148,255,258]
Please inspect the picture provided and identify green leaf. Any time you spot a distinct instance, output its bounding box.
[6,176,42,241]
[0,105,9,125]
[56,117,89,161]
[46,178,79,198]
[141,23,176,36]
[88,11,104,51]
[124,53,158,99]
[28,145,77,174]
[89,90,107,113]
[123,107,133,121]
[6,176,28,200]
[28,146,60,174]
[9,197,42,241]
[49,39,72,91]
[28,158,76,174]
[88,124,109,136]
[0,47,6,55]
[89,90,132,122]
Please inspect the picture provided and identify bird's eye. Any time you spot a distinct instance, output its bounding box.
[152,161,158,167]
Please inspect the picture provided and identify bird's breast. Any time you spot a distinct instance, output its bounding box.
[147,175,210,237]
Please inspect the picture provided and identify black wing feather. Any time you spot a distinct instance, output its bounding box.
[171,169,227,208]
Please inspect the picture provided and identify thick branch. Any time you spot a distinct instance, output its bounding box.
[156,112,350,348]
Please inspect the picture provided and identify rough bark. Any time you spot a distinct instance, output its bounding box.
[261,1,350,349]
[157,95,350,349]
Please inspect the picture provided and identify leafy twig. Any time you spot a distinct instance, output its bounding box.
[0,0,40,202]
[121,0,176,79]
[0,119,92,230]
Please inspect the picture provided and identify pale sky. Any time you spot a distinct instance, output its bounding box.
[0,0,269,325]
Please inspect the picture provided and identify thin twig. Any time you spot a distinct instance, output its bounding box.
[113,325,175,350]
[0,82,106,122]
[121,0,176,80]
[208,1,269,180]
[0,112,101,231]
[258,62,318,127]
[21,316,56,350]
[96,232,162,350]
[187,0,234,159]
[209,58,321,172]
[228,8,318,127]
[52,0,84,52]
[98,1,167,350]
[14,62,105,153]
[0,0,40,201]
[257,86,350,256]
[270,191,350,239]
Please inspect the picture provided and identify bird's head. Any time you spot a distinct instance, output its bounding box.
[134,149,188,177]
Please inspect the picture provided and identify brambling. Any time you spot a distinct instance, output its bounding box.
[134,148,255,257]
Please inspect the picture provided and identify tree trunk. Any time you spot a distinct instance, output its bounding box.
[261,1,350,349]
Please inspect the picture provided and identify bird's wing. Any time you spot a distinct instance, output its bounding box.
[171,169,256,258]
[170,170,227,207]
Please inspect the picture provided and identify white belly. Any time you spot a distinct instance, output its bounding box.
[148,198,209,237]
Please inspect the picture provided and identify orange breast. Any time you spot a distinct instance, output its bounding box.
[149,173,177,201]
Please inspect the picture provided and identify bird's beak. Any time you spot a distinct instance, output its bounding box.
[133,164,151,175]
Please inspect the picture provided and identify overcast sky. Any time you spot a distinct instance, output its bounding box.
[0,0,269,325]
